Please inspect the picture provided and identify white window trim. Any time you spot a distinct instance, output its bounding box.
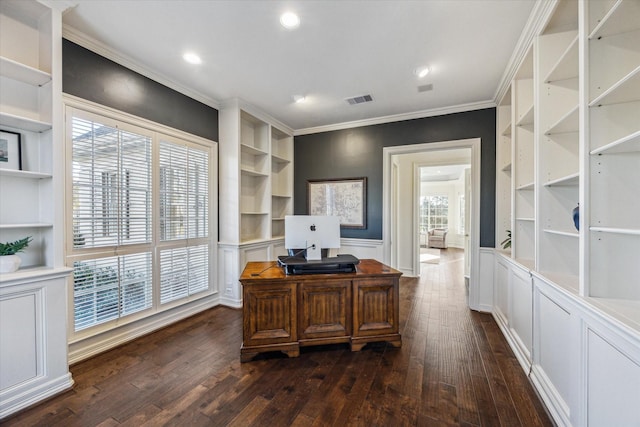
[63,94,218,342]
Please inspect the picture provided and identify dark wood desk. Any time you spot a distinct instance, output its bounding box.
[239,259,402,362]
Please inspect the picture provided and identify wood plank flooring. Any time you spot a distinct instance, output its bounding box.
[3,249,553,426]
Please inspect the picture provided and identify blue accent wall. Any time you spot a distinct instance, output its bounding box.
[62,39,218,141]
[294,108,496,247]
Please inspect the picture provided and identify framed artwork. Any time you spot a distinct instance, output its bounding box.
[0,130,22,171]
[307,177,367,229]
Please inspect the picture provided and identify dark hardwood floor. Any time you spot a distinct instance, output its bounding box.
[3,249,552,426]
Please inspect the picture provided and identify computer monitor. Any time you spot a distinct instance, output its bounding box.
[284,215,340,260]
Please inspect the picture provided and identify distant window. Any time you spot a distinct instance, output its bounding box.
[420,195,448,232]
[459,194,465,234]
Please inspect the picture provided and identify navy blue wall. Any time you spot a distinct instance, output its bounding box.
[62,39,218,141]
[294,108,496,247]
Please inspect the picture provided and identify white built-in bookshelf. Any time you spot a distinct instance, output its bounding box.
[586,0,640,318]
[218,100,293,306]
[494,3,640,424]
[0,0,72,418]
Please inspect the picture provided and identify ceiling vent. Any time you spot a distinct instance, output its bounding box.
[417,84,433,93]
[345,94,373,105]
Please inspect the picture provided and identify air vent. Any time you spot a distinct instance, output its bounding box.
[345,94,373,105]
[417,84,433,93]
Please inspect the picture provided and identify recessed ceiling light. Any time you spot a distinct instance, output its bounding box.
[415,66,430,78]
[280,12,300,29]
[293,95,306,103]
[183,52,202,65]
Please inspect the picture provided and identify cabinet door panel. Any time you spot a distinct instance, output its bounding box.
[353,278,398,336]
[243,283,296,346]
[299,280,351,339]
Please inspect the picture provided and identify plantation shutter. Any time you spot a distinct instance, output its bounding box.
[72,117,152,248]
[158,138,210,304]
[73,252,152,331]
[67,105,214,333]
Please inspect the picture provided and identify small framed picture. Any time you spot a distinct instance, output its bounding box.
[0,130,22,171]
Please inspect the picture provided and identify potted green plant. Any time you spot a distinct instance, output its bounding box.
[0,236,32,273]
[500,230,511,250]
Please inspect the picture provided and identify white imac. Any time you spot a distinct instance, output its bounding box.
[284,215,340,261]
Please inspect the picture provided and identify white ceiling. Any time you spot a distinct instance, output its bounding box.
[61,0,536,133]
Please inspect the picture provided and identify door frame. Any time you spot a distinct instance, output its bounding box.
[382,138,482,310]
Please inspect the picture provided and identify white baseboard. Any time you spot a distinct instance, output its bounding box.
[530,364,571,427]
[0,373,74,419]
[219,296,242,309]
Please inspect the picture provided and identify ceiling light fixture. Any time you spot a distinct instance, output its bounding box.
[415,66,430,78]
[280,12,300,29]
[293,95,306,103]
[183,52,202,65]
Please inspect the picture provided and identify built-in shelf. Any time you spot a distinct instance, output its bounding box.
[543,172,579,187]
[0,266,73,286]
[240,143,268,156]
[589,66,640,107]
[515,258,535,271]
[271,154,291,164]
[0,112,52,132]
[544,34,579,83]
[0,169,51,179]
[588,297,640,332]
[516,182,535,191]
[0,56,51,86]
[589,0,640,39]
[272,194,291,198]
[544,229,579,238]
[590,227,640,236]
[272,217,285,221]
[545,105,579,135]
[240,212,269,216]
[0,223,53,229]
[501,122,512,136]
[516,217,535,222]
[590,130,640,155]
[537,270,580,295]
[240,168,269,178]
[516,104,534,126]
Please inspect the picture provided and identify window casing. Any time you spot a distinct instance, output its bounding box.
[66,106,216,334]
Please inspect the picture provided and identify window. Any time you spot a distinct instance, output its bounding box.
[420,195,449,233]
[158,137,210,304]
[67,106,215,333]
[72,117,151,248]
[459,194,465,235]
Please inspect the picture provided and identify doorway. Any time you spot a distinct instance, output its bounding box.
[382,138,481,310]
[417,161,471,277]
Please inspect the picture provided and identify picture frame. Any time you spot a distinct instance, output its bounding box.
[0,130,22,171]
[307,177,367,229]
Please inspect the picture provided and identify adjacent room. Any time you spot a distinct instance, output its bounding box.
[1,0,639,425]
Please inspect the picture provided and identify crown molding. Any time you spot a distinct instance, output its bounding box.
[62,25,221,110]
[293,100,496,136]
[38,0,77,12]
[494,0,558,104]
[220,98,294,136]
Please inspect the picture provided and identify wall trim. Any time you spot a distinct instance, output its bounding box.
[62,26,221,110]
[0,373,74,419]
[294,100,495,136]
[493,0,558,104]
